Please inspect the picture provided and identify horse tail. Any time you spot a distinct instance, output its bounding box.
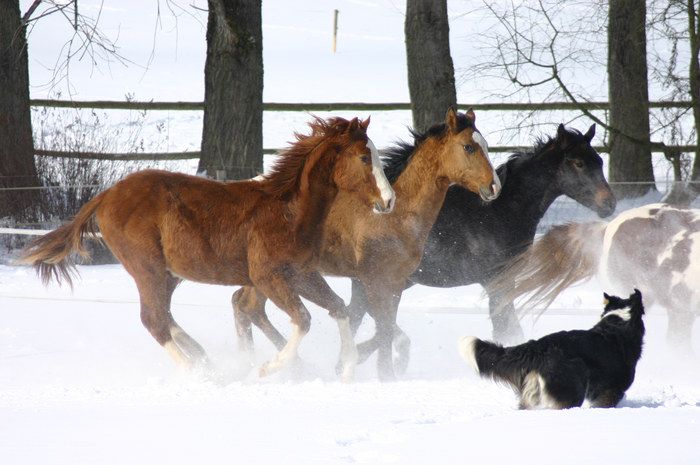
[490,221,609,315]
[16,191,107,288]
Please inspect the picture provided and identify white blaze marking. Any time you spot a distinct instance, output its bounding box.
[368,138,395,213]
[472,131,501,195]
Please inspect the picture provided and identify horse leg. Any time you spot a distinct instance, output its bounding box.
[252,275,311,377]
[294,272,358,382]
[348,278,371,335]
[361,281,403,381]
[333,278,369,376]
[487,285,525,344]
[392,324,411,376]
[134,270,209,371]
[232,288,255,355]
[232,286,288,353]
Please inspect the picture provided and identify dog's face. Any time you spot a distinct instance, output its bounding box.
[602,289,644,321]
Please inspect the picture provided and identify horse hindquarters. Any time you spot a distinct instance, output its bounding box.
[107,237,209,371]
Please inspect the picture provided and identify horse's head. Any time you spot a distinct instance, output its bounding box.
[326,117,395,214]
[437,107,500,201]
[552,124,616,218]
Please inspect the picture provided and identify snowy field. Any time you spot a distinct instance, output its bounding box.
[3,1,700,463]
[0,265,699,464]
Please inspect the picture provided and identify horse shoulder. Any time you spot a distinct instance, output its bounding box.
[319,193,372,276]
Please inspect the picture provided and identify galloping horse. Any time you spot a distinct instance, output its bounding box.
[232,107,501,380]
[345,124,616,373]
[18,116,395,380]
[491,203,700,350]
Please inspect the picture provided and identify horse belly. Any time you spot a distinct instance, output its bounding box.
[161,228,251,285]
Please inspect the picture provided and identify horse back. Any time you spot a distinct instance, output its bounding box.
[602,204,700,309]
[96,170,267,285]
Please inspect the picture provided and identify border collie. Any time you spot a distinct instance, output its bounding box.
[459,290,644,409]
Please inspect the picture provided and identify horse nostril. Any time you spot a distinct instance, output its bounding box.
[598,195,617,217]
[491,181,501,197]
[373,197,394,214]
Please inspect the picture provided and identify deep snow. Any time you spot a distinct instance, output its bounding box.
[3,1,700,463]
[1,264,699,465]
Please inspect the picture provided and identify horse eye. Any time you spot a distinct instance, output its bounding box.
[360,156,371,164]
[463,144,474,153]
[573,160,584,169]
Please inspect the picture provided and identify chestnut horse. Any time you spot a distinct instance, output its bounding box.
[491,203,700,351]
[232,107,501,380]
[18,116,395,380]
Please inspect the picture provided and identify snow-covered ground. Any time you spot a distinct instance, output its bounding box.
[1,264,699,465]
[3,1,699,463]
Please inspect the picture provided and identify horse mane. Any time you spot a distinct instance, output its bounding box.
[262,117,363,198]
[505,126,589,167]
[495,126,590,181]
[382,112,476,184]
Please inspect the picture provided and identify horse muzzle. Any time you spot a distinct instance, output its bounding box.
[479,180,501,202]
[595,194,617,218]
[373,194,395,214]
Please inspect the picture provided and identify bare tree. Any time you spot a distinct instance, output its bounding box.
[1,0,129,223]
[198,0,263,181]
[0,0,40,221]
[650,0,700,204]
[608,0,655,199]
[405,0,456,132]
[475,0,660,199]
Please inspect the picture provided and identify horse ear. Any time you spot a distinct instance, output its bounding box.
[557,123,567,140]
[346,117,361,134]
[466,108,476,124]
[360,116,370,131]
[584,124,595,143]
[603,292,611,306]
[446,106,459,132]
[556,123,569,148]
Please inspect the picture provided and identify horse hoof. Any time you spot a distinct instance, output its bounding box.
[259,363,270,377]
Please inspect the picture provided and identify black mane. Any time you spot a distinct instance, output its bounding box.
[382,112,476,184]
[499,125,590,175]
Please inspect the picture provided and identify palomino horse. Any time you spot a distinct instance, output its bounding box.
[18,116,395,381]
[491,203,699,350]
[232,107,501,380]
[345,124,616,373]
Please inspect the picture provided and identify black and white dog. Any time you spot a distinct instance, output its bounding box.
[459,290,645,409]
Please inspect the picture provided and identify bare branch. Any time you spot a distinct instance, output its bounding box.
[21,0,43,24]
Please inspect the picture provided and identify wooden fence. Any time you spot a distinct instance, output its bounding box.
[29,98,699,160]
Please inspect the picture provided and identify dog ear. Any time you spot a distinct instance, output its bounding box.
[631,289,642,303]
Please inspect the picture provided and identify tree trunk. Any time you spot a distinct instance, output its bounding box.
[198,0,263,181]
[405,0,456,132]
[0,0,39,221]
[684,1,700,201]
[607,0,655,199]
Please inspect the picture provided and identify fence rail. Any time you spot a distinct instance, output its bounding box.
[29,98,698,160]
[29,98,696,111]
